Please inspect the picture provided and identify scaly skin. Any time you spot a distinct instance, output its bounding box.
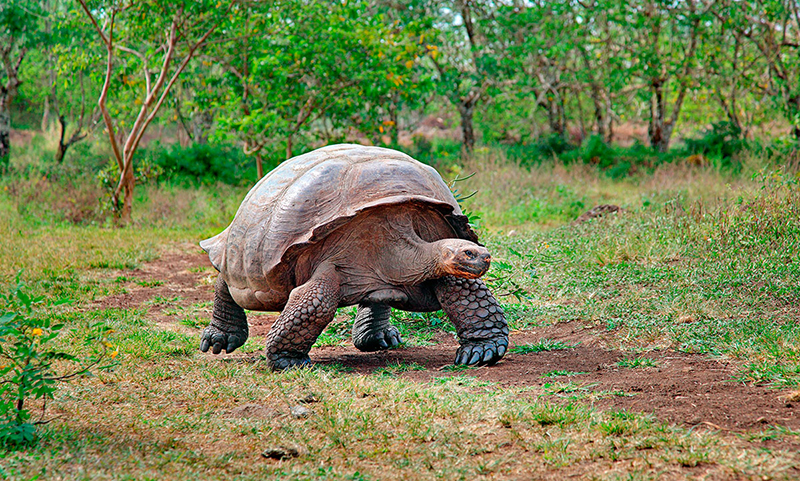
[434,276,509,366]
[200,277,249,354]
[265,268,340,370]
[352,303,403,352]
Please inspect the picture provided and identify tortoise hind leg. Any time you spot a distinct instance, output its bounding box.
[352,303,403,352]
[434,276,509,366]
[265,266,340,370]
[200,276,249,354]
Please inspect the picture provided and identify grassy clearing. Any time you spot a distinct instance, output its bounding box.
[476,162,800,388]
[2,148,800,478]
[3,342,798,480]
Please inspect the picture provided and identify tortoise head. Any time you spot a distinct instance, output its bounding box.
[434,239,492,279]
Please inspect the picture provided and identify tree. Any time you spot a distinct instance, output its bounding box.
[623,0,707,152]
[76,0,227,223]
[717,0,800,140]
[572,1,632,143]
[492,2,578,140]
[213,0,426,174]
[0,0,41,167]
[424,0,495,153]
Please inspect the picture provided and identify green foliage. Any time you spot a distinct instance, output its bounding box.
[683,121,747,165]
[213,1,431,159]
[406,135,462,169]
[0,275,115,448]
[149,142,258,186]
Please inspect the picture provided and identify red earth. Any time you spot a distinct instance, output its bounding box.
[94,244,799,438]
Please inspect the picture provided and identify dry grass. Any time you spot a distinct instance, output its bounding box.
[5,353,798,480]
[455,150,770,232]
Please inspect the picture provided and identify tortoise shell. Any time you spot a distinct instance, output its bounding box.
[200,144,477,308]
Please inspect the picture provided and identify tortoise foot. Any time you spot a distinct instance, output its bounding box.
[268,353,313,371]
[454,337,508,367]
[354,325,403,352]
[200,324,248,354]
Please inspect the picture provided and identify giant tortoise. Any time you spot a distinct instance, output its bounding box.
[199,144,508,370]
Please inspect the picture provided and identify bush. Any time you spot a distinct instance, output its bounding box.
[407,135,462,169]
[0,276,116,448]
[683,121,747,165]
[534,133,577,158]
[148,142,260,186]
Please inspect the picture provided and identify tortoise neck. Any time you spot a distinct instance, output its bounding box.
[379,225,443,285]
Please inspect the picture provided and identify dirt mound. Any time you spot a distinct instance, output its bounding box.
[96,246,799,434]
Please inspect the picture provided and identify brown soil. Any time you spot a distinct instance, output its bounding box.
[97,245,800,435]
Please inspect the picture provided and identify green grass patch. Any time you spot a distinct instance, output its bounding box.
[616,357,660,369]
[541,370,588,378]
[511,339,580,354]
[373,362,426,376]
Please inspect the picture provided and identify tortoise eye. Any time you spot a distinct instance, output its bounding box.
[465,250,476,259]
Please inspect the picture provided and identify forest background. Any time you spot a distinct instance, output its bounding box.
[2,0,800,225]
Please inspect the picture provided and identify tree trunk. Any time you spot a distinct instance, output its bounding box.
[55,115,68,163]
[604,96,614,143]
[255,151,264,179]
[286,134,293,160]
[41,96,51,132]
[119,157,135,224]
[648,82,670,153]
[547,96,565,137]
[0,99,10,168]
[458,101,475,154]
[191,110,213,144]
[789,96,800,140]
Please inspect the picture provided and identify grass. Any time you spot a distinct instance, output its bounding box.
[510,339,580,354]
[2,141,800,478]
[541,370,588,378]
[616,357,660,369]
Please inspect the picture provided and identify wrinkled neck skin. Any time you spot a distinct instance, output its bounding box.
[378,227,448,286]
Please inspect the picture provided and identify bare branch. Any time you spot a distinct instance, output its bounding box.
[76,0,110,47]
[90,8,124,171]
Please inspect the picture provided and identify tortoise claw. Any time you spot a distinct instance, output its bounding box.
[353,325,403,352]
[200,325,248,355]
[268,353,313,371]
[454,338,508,367]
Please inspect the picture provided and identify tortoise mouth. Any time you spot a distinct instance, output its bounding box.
[447,260,491,279]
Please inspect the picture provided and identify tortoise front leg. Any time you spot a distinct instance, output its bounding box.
[200,277,249,354]
[434,276,509,366]
[265,267,340,370]
[352,303,403,352]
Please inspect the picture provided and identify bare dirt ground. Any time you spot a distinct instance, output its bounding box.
[94,245,799,436]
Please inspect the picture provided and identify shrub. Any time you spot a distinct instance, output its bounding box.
[0,275,116,448]
[149,142,260,186]
[683,121,747,165]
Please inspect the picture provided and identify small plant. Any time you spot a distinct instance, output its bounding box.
[178,316,209,329]
[374,362,425,376]
[510,339,579,354]
[616,357,659,369]
[0,275,116,448]
[135,279,164,288]
[541,370,588,378]
[530,403,580,427]
[143,296,183,307]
